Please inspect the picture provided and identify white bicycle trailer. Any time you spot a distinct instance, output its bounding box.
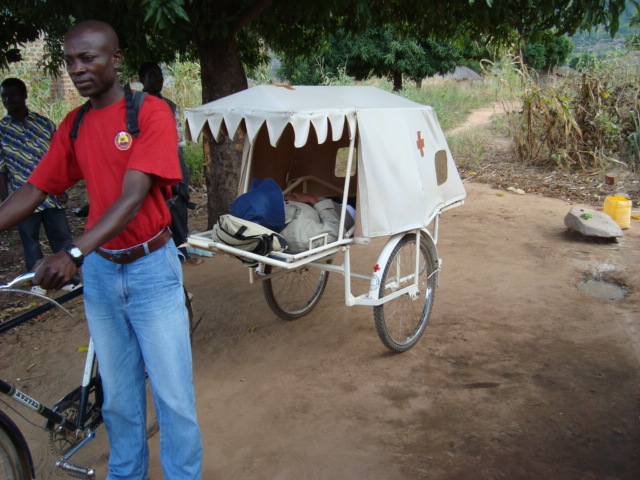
[185,85,466,352]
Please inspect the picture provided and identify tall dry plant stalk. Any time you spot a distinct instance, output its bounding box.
[498,54,640,171]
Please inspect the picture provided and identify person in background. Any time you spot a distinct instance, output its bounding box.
[139,61,202,266]
[0,21,202,479]
[0,78,75,294]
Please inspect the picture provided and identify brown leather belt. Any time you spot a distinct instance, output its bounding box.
[96,228,172,264]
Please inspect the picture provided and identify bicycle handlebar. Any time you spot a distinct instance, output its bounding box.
[0,271,74,318]
[0,271,36,290]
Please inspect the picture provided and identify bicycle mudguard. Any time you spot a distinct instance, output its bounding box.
[367,229,440,301]
[0,409,35,478]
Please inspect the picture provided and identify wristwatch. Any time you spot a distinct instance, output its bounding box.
[63,244,84,267]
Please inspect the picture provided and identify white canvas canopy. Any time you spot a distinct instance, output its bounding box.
[185,85,466,239]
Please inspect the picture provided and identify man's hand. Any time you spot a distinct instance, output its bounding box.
[32,251,78,290]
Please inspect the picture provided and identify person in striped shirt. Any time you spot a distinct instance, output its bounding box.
[0,78,73,290]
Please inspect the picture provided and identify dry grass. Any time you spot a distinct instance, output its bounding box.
[497,55,640,172]
[451,119,640,208]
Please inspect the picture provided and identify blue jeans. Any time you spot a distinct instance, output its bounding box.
[83,240,202,480]
[17,207,72,272]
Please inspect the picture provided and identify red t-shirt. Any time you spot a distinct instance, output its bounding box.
[29,94,181,249]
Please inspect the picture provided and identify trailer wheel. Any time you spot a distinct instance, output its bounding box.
[262,262,330,320]
[374,234,436,352]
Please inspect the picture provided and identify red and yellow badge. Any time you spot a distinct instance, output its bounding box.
[114,131,133,151]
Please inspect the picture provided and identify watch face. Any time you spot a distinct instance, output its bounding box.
[65,245,83,266]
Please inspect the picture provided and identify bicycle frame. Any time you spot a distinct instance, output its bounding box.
[1,274,101,479]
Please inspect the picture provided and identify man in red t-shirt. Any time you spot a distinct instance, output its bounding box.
[0,20,202,479]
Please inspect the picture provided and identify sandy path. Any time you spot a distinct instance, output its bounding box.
[5,181,639,479]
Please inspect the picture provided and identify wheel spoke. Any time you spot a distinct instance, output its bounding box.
[263,262,330,320]
[374,234,436,352]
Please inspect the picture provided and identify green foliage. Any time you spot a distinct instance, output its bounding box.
[182,141,204,187]
[629,111,640,164]
[277,56,325,85]
[546,36,574,67]
[523,44,547,70]
[523,34,574,69]
[459,38,505,73]
[570,0,639,55]
[278,27,461,91]
[570,53,600,71]
[626,11,640,49]
[165,61,202,109]
[2,0,630,90]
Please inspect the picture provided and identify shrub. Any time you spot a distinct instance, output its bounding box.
[502,54,640,171]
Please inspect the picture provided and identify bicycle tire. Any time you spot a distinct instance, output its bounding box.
[262,262,330,320]
[184,287,197,337]
[0,423,30,480]
[373,234,436,353]
[145,374,159,438]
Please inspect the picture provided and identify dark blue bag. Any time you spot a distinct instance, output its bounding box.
[231,178,285,232]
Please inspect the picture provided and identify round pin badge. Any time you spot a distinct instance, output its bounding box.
[115,131,133,151]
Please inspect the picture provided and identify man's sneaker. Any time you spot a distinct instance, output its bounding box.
[31,285,47,295]
[61,283,82,292]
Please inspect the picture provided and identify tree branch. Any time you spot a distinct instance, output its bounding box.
[231,0,274,36]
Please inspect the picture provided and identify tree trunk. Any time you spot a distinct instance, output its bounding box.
[392,71,403,91]
[197,35,248,228]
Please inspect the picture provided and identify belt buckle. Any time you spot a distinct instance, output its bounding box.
[114,247,136,260]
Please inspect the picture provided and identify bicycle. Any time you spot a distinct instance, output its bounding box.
[0,271,196,479]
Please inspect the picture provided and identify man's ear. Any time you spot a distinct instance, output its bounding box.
[112,49,123,69]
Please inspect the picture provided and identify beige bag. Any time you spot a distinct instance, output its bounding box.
[212,214,288,258]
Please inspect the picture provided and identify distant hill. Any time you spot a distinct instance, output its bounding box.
[569,0,637,56]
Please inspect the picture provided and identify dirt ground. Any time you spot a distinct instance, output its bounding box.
[1,108,640,479]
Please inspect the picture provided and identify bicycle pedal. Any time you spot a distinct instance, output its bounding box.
[56,459,95,479]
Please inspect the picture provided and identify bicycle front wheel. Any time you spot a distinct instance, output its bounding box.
[262,262,330,320]
[0,423,30,480]
[373,233,437,353]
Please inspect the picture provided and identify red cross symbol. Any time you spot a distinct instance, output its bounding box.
[416,131,425,157]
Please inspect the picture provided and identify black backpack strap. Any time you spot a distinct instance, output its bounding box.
[70,85,146,141]
[124,84,146,138]
[69,101,92,141]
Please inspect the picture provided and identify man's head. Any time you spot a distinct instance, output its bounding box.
[139,62,164,97]
[63,20,123,108]
[1,78,28,120]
